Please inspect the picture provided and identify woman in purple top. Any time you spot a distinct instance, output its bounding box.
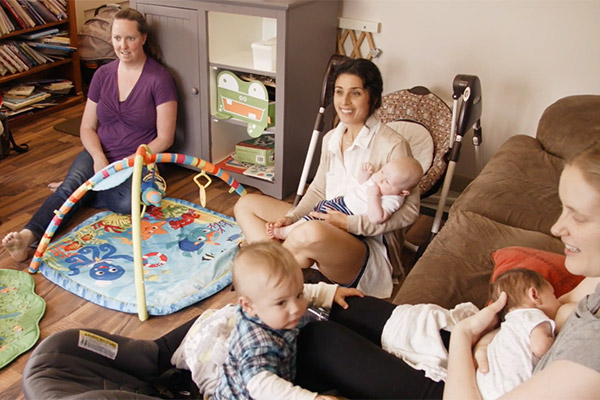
[2,8,178,262]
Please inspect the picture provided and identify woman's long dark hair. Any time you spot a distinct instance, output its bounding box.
[112,8,163,64]
[329,58,383,117]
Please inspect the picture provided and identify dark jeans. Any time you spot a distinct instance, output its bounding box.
[25,150,134,240]
[295,296,445,399]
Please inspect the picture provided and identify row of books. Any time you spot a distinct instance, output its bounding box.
[0,28,75,75]
[0,0,67,35]
[0,40,52,75]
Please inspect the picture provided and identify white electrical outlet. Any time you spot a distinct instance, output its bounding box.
[338,17,380,33]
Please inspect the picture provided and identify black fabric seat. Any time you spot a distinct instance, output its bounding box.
[22,318,199,399]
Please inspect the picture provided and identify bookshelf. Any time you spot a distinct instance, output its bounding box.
[132,0,339,199]
[0,0,83,126]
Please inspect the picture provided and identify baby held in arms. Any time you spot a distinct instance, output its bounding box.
[267,156,422,240]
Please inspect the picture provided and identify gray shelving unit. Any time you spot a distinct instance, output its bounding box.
[130,0,339,199]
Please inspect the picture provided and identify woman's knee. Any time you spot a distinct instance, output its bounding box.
[96,186,132,214]
[233,193,262,219]
[59,152,95,193]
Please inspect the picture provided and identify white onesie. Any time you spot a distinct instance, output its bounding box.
[476,308,555,400]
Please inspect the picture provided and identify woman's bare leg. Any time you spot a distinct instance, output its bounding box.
[234,193,294,243]
[2,229,36,262]
[284,220,366,285]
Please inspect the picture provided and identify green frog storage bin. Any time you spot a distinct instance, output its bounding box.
[215,70,275,138]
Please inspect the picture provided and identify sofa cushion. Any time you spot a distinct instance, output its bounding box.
[536,95,600,160]
[451,135,563,235]
[395,211,563,308]
[491,246,584,298]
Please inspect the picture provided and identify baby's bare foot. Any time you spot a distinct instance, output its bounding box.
[271,226,288,241]
[265,222,276,239]
[2,231,31,262]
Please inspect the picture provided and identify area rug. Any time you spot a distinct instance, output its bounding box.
[0,269,46,369]
[38,198,242,315]
[53,115,82,136]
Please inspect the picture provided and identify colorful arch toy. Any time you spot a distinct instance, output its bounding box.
[29,145,246,321]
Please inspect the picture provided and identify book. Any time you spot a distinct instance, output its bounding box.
[0,6,13,34]
[26,41,76,52]
[18,42,48,64]
[18,27,58,40]
[215,153,252,174]
[42,35,70,46]
[43,78,72,94]
[4,84,35,97]
[47,0,64,13]
[8,0,35,27]
[0,48,16,73]
[40,0,64,20]
[0,46,23,72]
[0,104,33,115]
[1,90,50,110]
[8,0,35,28]
[17,0,44,25]
[2,45,28,71]
[7,43,33,68]
[0,0,27,29]
[26,0,56,23]
[243,164,275,182]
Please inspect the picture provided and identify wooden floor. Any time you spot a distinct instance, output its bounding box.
[0,102,433,399]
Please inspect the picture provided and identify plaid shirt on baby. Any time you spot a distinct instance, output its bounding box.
[214,305,301,400]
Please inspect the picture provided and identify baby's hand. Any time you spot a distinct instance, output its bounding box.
[333,287,364,309]
[358,162,374,183]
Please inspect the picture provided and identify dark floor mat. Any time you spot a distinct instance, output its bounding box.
[53,116,82,136]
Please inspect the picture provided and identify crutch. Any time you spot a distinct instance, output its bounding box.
[426,74,483,245]
[294,54,349,206]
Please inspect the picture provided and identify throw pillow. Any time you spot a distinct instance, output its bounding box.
[491,246,584,298]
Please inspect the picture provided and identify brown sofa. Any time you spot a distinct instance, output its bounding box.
[394,94,600,309]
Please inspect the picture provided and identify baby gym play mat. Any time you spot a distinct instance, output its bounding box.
[37,198,242,316]
[0,269,45,369]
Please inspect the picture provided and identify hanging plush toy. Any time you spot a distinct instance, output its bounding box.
[140,166,166,207]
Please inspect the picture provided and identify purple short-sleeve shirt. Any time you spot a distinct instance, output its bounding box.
[87,57,177,162]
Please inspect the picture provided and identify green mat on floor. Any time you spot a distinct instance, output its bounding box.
[0,269,46,369]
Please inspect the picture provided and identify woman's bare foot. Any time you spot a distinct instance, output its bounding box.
[47,181,63,192]
[2,230,34,262]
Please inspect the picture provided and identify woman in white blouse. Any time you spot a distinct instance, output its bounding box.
[234,58,419,298]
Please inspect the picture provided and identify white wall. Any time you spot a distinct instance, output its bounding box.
[340,0,600,178]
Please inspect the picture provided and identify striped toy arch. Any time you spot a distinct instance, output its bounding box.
[29,145,246,321]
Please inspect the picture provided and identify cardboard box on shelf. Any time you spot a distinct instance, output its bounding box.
[235,135,274,166]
